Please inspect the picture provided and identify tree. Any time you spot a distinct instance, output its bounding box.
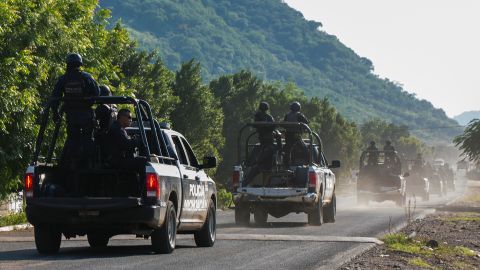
[454,120,480,163]
[210,71,265,183]
[170,60,224,168]
[0,0,177,197]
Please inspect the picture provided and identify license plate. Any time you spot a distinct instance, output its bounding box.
[79,210,100,217]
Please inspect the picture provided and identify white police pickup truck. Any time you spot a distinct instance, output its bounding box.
[24,96,217,254]
[232,122,340,226]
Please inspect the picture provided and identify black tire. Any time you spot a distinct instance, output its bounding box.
[87,232,109,248]
[323,193,336,223]
[235,203,250,226]
[253,208,268,225]
[194,199,216,247]
[308,197,324,226]
[151,201,176,254]
[34,225,61,255]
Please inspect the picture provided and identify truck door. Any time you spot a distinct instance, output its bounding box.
[180,137,209,223]
[171,135,197,223]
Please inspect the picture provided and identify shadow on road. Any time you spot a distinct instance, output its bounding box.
[0,244,196,261]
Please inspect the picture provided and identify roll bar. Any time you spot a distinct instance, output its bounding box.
[237,122,321,165]
[33,96,171,165]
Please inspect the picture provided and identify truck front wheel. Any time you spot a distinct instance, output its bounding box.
[194,199,216,247]
[323,193,336,223]
[151,200,176,254]
[235,203,250,226]
[87,232,109,248]
[308,197,324,226]
[34,225,61,255]
[253,207,268,226]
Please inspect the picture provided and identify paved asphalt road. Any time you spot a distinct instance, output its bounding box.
[0,175,468,270]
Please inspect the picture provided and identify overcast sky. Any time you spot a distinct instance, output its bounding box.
[284,0,480,118]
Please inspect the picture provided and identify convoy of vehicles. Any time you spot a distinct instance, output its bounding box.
[232,122,340,226]
[21,96,460,258]
[24,97,217,254]
[356,150,407,206]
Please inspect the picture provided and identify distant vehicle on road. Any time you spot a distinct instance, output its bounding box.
[356,150,407,206]
[405,171,429,201]
[429,173,446,196]
[24,96,217,255]
[232,122,340,226]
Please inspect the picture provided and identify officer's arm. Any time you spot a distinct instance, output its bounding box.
[86,74,100,96]
[299,114,310,124]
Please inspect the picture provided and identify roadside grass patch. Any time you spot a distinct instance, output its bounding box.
[453,260,477,270]
[462,194,480,203]
[0,211,27,227]
[408,257,436,270]
[440,212,480,223]
[382,232,477,268]
[382,233,429,255]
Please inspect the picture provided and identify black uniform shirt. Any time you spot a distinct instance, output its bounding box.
[52,70,100,112]
[108,121,139,163]
[254,111,275,144]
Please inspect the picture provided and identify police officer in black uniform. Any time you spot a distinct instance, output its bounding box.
[366,141,379,166]
[51,53,100,168]
[107,109,146,186]
[95,85,117,165]
[245,102,276,185]
[383,140,396,166]
[283,101,309,166]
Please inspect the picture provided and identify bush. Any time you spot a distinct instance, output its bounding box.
[217,188,233,210]
[0,211,27,227]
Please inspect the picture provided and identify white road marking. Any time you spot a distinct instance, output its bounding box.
[0,233,382,244]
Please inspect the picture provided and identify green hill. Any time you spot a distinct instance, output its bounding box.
[100,0,460,141]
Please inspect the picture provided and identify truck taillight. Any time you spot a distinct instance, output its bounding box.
[146,173,160,198]
[308,171,317,188]
[232,171,240,188]
[24,173,34,198]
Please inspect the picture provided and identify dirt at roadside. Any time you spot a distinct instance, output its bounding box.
[341,181,480,270]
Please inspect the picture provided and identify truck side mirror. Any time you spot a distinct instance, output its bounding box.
[200,156,217,169]
[329,160,341,169]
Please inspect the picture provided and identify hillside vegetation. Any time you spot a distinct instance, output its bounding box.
[100,0,460,141]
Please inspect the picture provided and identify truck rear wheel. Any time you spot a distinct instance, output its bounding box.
[323,193,336,223]
[253,208,268,225]
[151,201,176,254]
[235,203,250,226]
[194,199,216,247]
[308,197,323,226]
[87,232,109,248]
[34,225,61,255]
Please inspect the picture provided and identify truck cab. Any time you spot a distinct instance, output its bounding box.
[24,96,217,254]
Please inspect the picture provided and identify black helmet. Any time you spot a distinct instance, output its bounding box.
[99,85,112,96]
[290,101,301,112]
[386,140,392,145]
[66,53,83,66]
[259,101,269,112]
[370,141,376,146]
